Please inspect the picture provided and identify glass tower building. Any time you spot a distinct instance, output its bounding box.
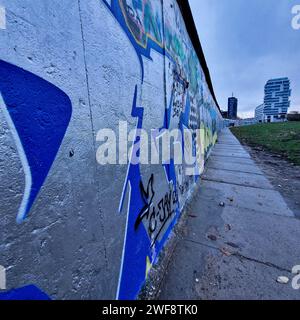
[263,77,291,122]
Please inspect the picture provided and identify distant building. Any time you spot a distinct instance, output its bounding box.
[287,111,300,121]
[263,77,291,122]
[255,104,264,123]
[228,96,238,119]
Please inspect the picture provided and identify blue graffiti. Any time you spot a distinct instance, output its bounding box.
[0,285,51,300]
[0,60,72,222]
[101,0,182,300]
[117,85,180,300]
[117,85,149,299]
[102,0,220,300]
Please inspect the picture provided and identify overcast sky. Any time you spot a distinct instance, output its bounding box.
[189,0,300,118]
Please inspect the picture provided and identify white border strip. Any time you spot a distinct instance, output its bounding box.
[116,182,131,300]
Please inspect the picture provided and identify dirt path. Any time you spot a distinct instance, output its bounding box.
[243,145,300,219]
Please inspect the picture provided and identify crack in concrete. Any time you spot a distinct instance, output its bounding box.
[224,203,296,220]
[211,154,251,160]
[207,166,264,176]
[201,177,275,191]
[77,0,109,271]
[233,252,291,273]
[209,157,257,167]
[183,238,291,274]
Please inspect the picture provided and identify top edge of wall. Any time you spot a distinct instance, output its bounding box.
[176,0,221,113]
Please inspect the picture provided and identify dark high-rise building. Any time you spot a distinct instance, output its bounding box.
[228,96,238,119]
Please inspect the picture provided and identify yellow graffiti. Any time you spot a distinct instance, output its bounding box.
[145,256,152,279]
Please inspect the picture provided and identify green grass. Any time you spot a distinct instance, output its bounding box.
[231,122,300,165]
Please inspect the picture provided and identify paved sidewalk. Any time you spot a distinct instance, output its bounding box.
[159,128,300,300]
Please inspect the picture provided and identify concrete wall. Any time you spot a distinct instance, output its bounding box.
[0,0,223,300]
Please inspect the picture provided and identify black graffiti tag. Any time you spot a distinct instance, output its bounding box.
[134,174,155,232]
[135,174,178,247]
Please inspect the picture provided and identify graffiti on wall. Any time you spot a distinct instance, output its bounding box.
[0,285,50,300]
[134,174,179,248]
[0,60,72,223]
[102,0,223,300]
[0,0,222,300]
